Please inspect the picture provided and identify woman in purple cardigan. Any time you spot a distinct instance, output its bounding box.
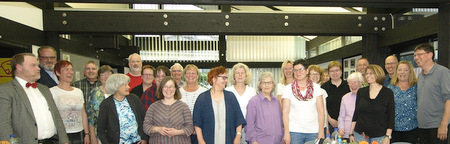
[193,66,246,144]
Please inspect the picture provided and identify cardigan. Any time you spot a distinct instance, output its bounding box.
[97,93,148,144]
[193,89,246,144]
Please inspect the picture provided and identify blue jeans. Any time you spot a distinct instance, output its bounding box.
[290,132,317,144]
[353,132,386,143]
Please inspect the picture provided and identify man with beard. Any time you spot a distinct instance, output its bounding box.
[0,53,69,144]
[73,61,101,104]
[36,46,58,88]
[127,53,143,91]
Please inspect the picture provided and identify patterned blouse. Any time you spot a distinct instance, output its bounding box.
[86,87,110,132]
[114,98,141,144]
[387,84,418,131]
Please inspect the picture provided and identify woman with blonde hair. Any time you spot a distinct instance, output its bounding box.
[277,60,294,104]
[387,61,418,143]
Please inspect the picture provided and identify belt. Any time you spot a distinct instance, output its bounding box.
[38,137,57,144]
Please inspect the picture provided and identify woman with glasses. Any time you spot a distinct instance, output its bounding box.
[144,76,194,143]
[50,60,90,144]
[245,72,283,144]
[86,65,114,144]
[193,66,246,144]
[349,65,394,144]
[321,61,350,135]
[97,74,147,144]
[131,65,158,110]
[225,63,256,144]
[282,59,325,144]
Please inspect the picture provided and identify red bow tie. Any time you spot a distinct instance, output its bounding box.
[26,82,37,88]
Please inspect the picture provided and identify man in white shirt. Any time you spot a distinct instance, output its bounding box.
[0,53,69,144]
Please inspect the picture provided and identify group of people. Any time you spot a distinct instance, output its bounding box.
[0,43,449,144]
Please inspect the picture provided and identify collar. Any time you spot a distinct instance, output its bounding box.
[15,76,33,89]
[257,92,275,101]
[424,63,437,75]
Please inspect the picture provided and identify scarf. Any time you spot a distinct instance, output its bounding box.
[291,78,314,101]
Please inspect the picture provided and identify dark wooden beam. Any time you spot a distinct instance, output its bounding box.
[0,17,45,46]
[44,11,391,35]
[363,33,388,66]
[13,0,445,8]
[378,14,438,48]
[438,2,449,68]
[306,41,362,65]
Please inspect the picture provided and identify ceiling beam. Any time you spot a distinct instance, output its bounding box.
[378,14,438,48]
[17,0,444,8]
[44,10,392,35]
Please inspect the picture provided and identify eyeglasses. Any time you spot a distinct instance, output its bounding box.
[143,74,154,77]
[293,68,306,73]
[330,70,341,73]
[39,56,56,59]
[261,81,273,86]
[100,73,111,77]
[172,70,181,73]
[414,52,428,57]
[217,75,228,80]
[163,86,176,90]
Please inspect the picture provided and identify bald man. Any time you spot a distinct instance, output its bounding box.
[383,55,399,86]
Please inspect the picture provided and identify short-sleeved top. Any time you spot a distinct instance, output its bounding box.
[277,83,287,96]
[417,63,450,128]
[180,86,208,115]
[225,86,256,118]
[282,82,324,133]
[50,86,84,133]
[321,80,350,120]
[387,84,418,131]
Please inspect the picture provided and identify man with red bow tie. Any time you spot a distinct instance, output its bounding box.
[0,53,69,144]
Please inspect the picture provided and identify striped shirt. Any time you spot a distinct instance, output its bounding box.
[143,100,194,144]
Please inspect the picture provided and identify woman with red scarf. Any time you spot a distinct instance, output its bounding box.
[282,59,325,144]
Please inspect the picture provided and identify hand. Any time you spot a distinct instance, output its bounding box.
[349,135,356,143]
[382,137,390,144]
[438,124,448,140]
[330,118,338,128]
[338,128,345,136]
[84,135,90,144]
[166,128,182,137]
[317,132,325,139]
[157,127,169,136]
[198,140,206,144]
[90,136,98,144]
[137,140,147,144]
[283,133,291,144]
[252,141,259,144]
[233,135,241,144]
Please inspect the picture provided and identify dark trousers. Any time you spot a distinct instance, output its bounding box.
[418,124,450,144]
[392,128,419,143]
[67,131,84,144]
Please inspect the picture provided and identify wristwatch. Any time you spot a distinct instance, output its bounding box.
[385,135,391,139]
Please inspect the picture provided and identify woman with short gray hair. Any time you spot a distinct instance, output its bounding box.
[337,72,364,140]
[245,72,284,144]
[97,74,148,144]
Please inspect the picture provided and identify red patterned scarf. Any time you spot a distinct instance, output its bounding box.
[291,79,314,101]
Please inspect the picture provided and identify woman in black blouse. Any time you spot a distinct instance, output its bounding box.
[349,64,394,144]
